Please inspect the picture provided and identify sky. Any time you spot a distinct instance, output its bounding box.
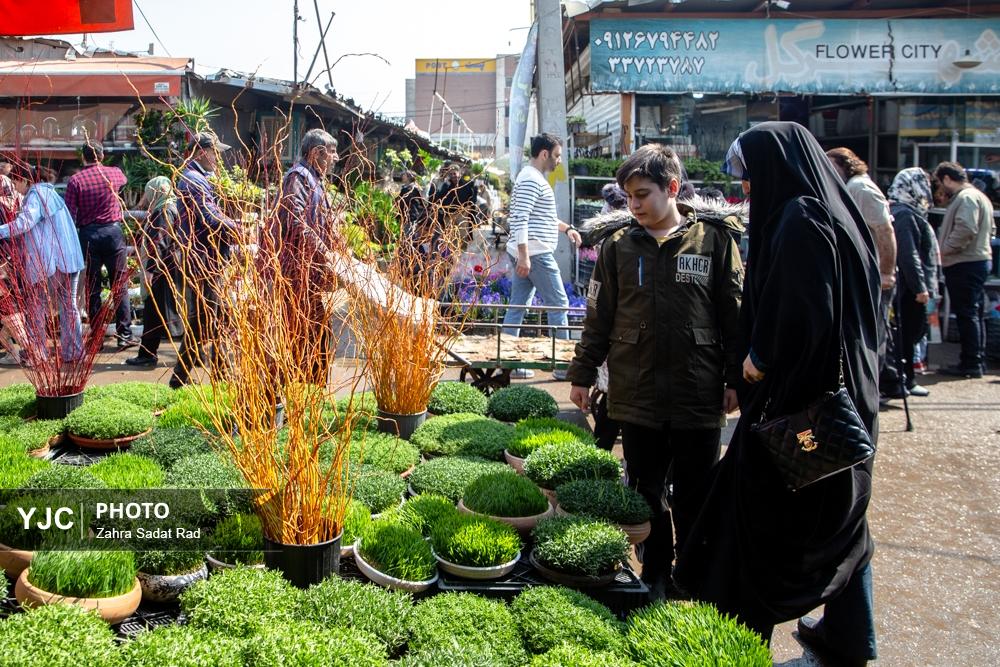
[46,0,533,119]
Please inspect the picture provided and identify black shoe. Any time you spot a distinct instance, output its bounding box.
[906,384,930,397]
[880,386,908,400]
[116,335,140,351]
[796,616,869,666]
[168,374,187,390]
[937,365,983,379]
[125,355,157,368]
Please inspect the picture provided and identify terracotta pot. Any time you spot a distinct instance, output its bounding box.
[399,464,415,479]
[15,569,141,624]
[457,498,553,537]
[354,539,437,593]
[554,506,652,545]
[0,543,32,578]
[503,449,526,474]
[67,428,153,451]
[538,486,557,505]
[137,564,208,603]
[528,549,621,588]
[29,433,62,459]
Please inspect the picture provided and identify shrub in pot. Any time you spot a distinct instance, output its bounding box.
[0,603,119,666]
[208,512,264,569]
[626,600,771,665]
[523,441,622,495]
[428,381,488,415]
[508,417,594,459]
[531,516,629,583]
[84,381,176,411]
[4,419,65,456]
[64,397,154,447]
[0,383,36,418]
[349,465,407,514]
[179,567,301,637]
[157,384,233,433]
[396,493,459,537]
[487,386,558,422]
[0,451,49,502]
[87,453,165,489]
[130,426,214,469]
[461,470,549,518]
[22,465,106,492]
[244,621,388,667]
[512,585,627,655]
[18,549,140,623]
[135,549,207,602]
[410,413,513,460]
[530,645,636,667]
[408,456,510,503]
[407,591,528,667]
[117,626,244,667]
[355,518,437,589]
[299,576,413,652]
[430,512,521,576]
[346,431,420,475]
[555,479,652,543]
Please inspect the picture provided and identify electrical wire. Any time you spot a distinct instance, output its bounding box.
[133,0,172,57]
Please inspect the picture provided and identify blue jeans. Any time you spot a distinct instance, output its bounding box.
[26,271,83,362]
[944,260,988,370]
[501,252,569,339]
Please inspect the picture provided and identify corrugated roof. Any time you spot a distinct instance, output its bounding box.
[0,56,192,76]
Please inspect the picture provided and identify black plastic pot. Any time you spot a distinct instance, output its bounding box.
[35,392,83,419]
[376,409,427,441]
[263,532,341,589]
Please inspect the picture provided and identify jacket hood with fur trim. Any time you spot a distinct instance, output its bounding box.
[578,195,747,247]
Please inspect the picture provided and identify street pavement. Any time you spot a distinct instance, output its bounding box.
[1,340,997,665]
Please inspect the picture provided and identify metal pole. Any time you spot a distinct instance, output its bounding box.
[312,0,335,90]
[293,0,299,86]
[303,11,335,85]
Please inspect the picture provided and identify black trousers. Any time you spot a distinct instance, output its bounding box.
[620,422,721,580]
[944,260,988,370]
[898,290,928,389]
[171,281,220,385]
[136,269,172,359]
[78,223,132,338]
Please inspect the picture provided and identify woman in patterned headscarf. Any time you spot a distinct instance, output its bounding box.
[888,167,939,396]
[125,176,180,367]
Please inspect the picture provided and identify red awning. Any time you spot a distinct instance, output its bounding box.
[0,0,134,36]
[0,57,191,98]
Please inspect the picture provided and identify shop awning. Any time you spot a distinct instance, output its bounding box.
[0,57,192,98]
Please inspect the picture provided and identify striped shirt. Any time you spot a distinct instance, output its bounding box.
[507,165,559,257]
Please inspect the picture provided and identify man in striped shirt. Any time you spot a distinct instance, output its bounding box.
[502,133,581,379]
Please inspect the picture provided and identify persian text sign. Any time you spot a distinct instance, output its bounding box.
[590,19,1000,95]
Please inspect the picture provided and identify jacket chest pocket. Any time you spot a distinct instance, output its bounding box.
[607,324,640,403]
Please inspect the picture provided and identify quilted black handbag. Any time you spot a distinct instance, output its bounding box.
[750,233,874,491]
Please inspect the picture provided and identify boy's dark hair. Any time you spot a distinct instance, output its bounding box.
[529,132,562,158]
[826,147,868,177]
[81,142,104,163]
[616,143,682,190]
[934,161,967,184]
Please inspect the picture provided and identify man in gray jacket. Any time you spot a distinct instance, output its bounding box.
[934,161,995,378]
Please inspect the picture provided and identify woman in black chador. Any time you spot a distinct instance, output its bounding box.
[674,122,880,665]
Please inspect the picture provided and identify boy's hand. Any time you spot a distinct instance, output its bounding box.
[570,385,590,414]
[722,388,739,415]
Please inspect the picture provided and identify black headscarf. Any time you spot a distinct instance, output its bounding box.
[675,122,881,633]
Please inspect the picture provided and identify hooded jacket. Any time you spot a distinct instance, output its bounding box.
[566,195,745,430]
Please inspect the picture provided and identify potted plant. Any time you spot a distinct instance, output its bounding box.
[407,592,528,667]
[87,452,166,489]
[0,383,37,418]
[626,600,771,665]
[16,549,141,624]
[299,576,413,655]
[522,441,622,502]
[427,382,488,416]
[0,603,119,665]
[135,549,208,602]
[346,431,420,477]
[407,456,510,503]
[5,418,65,458]
[530,516,630,588]
[567,115,587,135]
[410,412,513,460]
[355,518,437,592]
[0,450,49,504]
[83,381,176,413]
[21,464,106,492]
[555,478,652,544]
[487,386,558,423]
[396,492,460,537]
[430,511,521,580]
[206,512,265,571]
[348,466,407,516]
[0,495,56,577]
[117,626,244,667]
[505,417,594,473]
[340,500,372,557]
[459,470,553,536]
[64,397,154,450]
[243,621,388,666]
[130,426,214,470]
[166,452,251,523]
[511,585,627,656]
[179,567,301,638]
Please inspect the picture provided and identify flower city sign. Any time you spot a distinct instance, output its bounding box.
[590,18,1000,95]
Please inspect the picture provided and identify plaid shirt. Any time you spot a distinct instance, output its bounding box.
[64,163,126,227]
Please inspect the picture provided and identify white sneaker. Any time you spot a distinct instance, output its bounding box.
[510,368,535,379]
[551,369,567,381]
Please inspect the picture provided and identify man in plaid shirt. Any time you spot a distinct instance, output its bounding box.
[65,142,138,349]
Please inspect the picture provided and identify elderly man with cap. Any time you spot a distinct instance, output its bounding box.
[169,131,239,389]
